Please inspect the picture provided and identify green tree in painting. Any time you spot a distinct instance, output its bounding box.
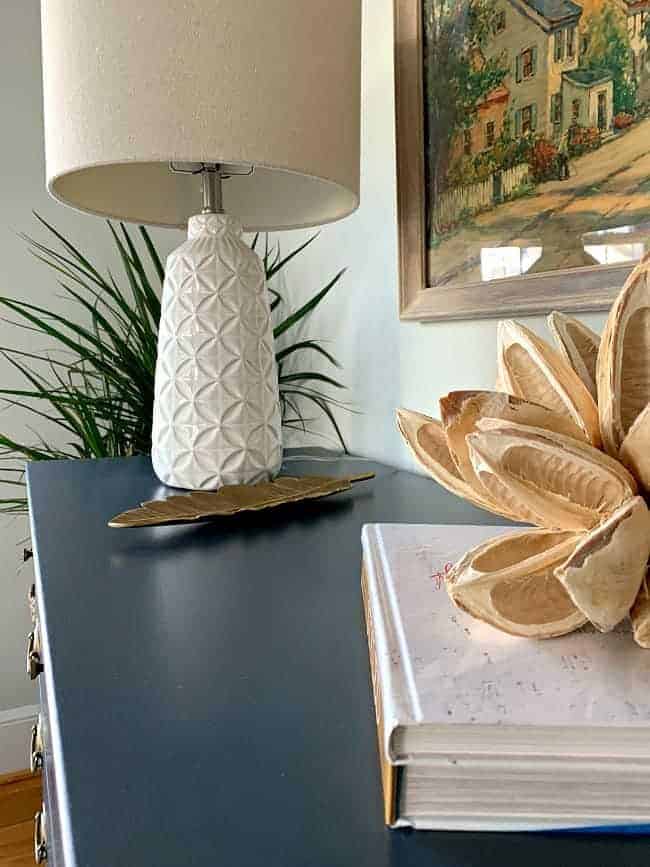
[581,0,636,114]
[423,0,508,222]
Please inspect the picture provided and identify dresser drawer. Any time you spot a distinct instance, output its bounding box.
[28,582,65,864]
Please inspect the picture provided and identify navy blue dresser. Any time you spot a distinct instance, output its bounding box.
[25,452,650,865]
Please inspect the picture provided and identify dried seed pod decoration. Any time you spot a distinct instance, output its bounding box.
[446,529,585,639]
[396,408,502,516]
[548,311,600,402]
[555,497,650,633]
[468,420,636,531]
[598,255,650,457]
[619,402,650,493]
[439,391,588,524]
[398,255,650,648]
[631,583,650,649]
[497,319,601,447]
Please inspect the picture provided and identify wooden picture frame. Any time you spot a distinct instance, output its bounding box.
[395,0,638,322]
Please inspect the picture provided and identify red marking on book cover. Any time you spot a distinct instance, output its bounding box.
[432,562,453,590]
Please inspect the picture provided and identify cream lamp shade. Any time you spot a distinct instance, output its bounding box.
[40,0,362,231]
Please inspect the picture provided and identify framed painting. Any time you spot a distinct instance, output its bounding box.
[395,0,650,321]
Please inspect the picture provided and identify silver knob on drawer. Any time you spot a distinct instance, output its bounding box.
[34,808,48,862]
[26,630,44,680]
[30,717,43,773]
[28,583,37,624]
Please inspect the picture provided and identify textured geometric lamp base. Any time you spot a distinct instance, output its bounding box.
[151,213,283,490]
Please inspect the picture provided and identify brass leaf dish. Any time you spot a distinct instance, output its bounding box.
[109,473,375,529]
[398,255,650,649]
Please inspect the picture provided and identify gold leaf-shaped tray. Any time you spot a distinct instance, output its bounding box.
[108,473,375,529]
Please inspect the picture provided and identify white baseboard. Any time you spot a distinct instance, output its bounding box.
[0,704,39,775]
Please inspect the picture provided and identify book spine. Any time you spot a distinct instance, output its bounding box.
[361,525,422,739]
[361,562,398,826]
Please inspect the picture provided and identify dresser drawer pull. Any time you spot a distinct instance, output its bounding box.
[26,631,44,680]
[34,808,48,862]
[30,718,43,773]
[28,583,37,624]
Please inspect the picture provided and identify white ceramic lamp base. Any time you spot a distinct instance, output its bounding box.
[151,213,283,490]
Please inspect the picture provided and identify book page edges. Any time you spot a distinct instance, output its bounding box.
[361,560,400,826]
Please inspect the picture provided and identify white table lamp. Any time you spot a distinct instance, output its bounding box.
[40,0,361,490]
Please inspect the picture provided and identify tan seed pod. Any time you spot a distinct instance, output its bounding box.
[631,583,650,649]
[468,420,637,531]
[495,367,509,393]
[497,319,601,447]
[598,255,650,457]
[396,408,507,516]
[439,390,586,520]
[447,529,586,639]
[619,402,650,493]
[440,390,587,476]
[467,435,570,530]
[463,454,542,527]
[555,496,650,633]
[548,311,600,402]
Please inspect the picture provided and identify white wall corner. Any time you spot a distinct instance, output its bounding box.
[0,704,39,774]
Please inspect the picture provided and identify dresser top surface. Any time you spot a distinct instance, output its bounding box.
[26,453,650,866]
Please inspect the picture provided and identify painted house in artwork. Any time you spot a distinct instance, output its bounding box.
[458,0,617,159]
[493,0,613,138]
[451,85,511,161]
[562,68,614,130]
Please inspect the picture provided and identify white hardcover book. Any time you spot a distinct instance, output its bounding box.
[361,523,650,832]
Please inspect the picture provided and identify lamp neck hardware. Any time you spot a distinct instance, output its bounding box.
[168,161,255,215]
[200,165,223,215]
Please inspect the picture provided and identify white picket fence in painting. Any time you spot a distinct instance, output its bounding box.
[500,162,529,198]
[433,177,492,231]
[433,163,529,231]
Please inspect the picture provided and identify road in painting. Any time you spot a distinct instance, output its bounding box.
[423,0,650,286]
